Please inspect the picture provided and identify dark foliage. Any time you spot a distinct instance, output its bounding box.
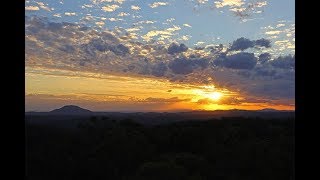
[26,117,294,180]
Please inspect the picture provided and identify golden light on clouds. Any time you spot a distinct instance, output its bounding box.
[25,67,294,112]
[191,85,225,102]
[209,92,223,101]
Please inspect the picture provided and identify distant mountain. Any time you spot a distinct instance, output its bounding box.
[49,105,92,115]
[258,108,280,112]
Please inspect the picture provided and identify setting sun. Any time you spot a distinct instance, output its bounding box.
[209,92,223,101]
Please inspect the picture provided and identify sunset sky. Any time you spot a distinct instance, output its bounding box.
[25,0,295,112]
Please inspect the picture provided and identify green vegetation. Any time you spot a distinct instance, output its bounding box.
[26,117,294,180]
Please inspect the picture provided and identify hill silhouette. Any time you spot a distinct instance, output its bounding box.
[49,105,92,115]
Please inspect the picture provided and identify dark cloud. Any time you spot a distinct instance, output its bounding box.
[254,66,277,77]
[168,57,209,75]
[100,31,121,43]
[215,52,257,69]
[254,38,271,48]
[144,97,190,103]
[25,16,46,33]
[248,80,295,99]
[270,55,295,69]
[83,38,130,56]
[58,45,75,53]
[151,62,168,77]
[167,43,188,54]
[209,44,224,54]
[229,37,254,51]
[128,64,135,71]
[81,43,97,57]
[229,37,271,51]
[194,46,205,50]
[89,38,109,52]
[78,26,89,31]
[196,96,270,105]
[258,53,271,64]
[110,44,130,56]
[47,22,64,31]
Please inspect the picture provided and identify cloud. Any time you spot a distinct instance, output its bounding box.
[134,20,156,25]
[58,45,75,53]
[180,35,191,41]
[149,2,169,8]
[229,37,271,51]
[25,16,294,105]
[258,53,271,64]
[254,38,271,48]
[114,0,125,4]
[262,22,295,55]
[53,13,62,18]
[102,4,120,12]
[91,0,125,4]
[82,4,93,9]
[125,27,141,32]
[36,2,51,11]
[213,0,267,19]
[183,24,192,28]
[25,6,40,11]
[229,37,254,51]
[112,44,130,56]
[142,25,181,42]
[215,0,245,8]
[131,5,141,11]
[270,55,295,69]
[167,43,188,54]
[118,12,130,16]
[205,95,273,105]
[65,12,77,16]
[194,41,205,46]
[109,18,123,21]
[83,38,129,56]
[166,18,175,22]
[151,62,168,77]
[196,0,209,4]
[255,1,267,8]
[276,23,286,28]
[168,57,209,75]
[265,30,282,35]
[144,97,191,103]
[215,52,257,69]
[95,21,105,27]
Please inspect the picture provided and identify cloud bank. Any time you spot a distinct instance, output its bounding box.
[25,16,295,105]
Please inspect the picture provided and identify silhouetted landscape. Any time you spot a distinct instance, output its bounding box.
[26,105,294,180]
[25,0,295,179]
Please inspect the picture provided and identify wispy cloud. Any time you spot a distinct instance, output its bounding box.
[215,0,245,8]
[36,2,51,11]
[95,21,105,27]
[64,12,77,16]
[102,4,120,12]
[131,5,141,11]
[149,2,169,8]
[117,12,130,16]
[53,13,62,18]
[265,30,282,35]
[142,25,181,42]
[91,0,125,4]
[25,6,40,11]
[183,24,192,28]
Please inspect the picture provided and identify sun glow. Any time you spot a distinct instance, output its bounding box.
[209,92,223,101]
[192,87,224,102]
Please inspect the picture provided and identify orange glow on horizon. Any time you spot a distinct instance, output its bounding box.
[25,68,295,112]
